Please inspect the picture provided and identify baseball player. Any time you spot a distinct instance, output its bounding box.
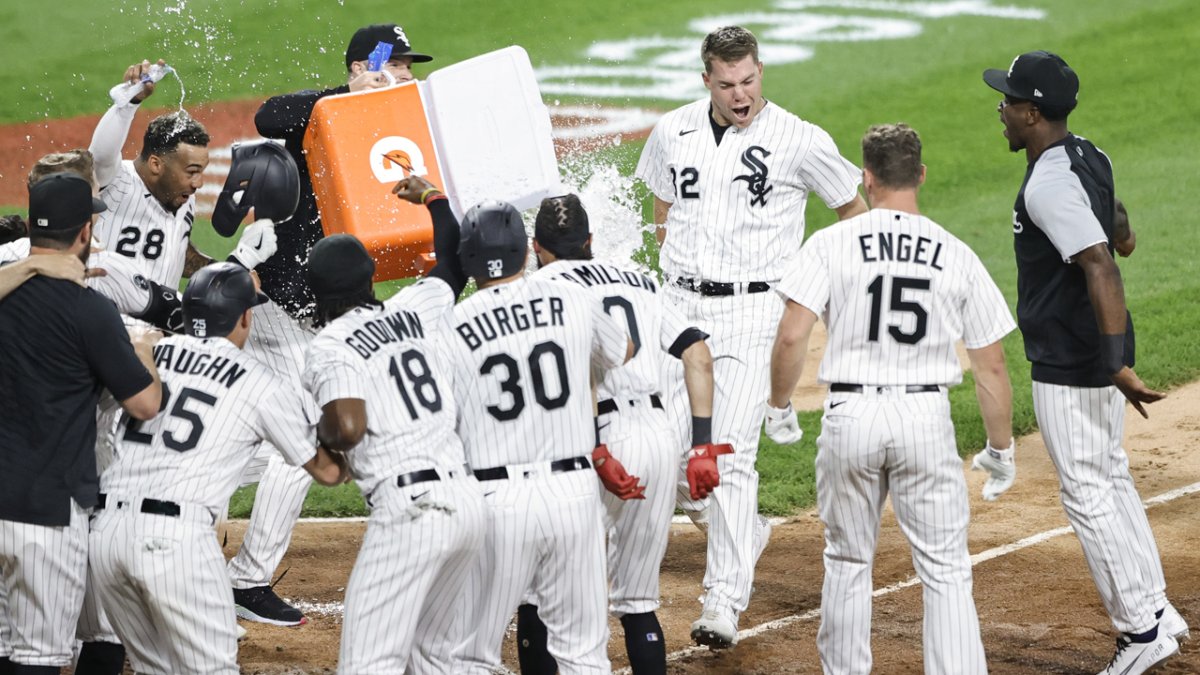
[301,177,486,673]
[983,51,1185,673]
[634,25,868,647]
[515,194,724,675]
[89,262,347,675]
[225,25,435,624]
[447,200,634,674]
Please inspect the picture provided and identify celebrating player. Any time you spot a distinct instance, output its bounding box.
[448,200,633,673]
[302,177,486,673]
[768,123,1016,674]
[634,24,868,648]
[983,51,1184,674]
[89,262,347,675]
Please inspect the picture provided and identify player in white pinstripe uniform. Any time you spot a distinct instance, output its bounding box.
[768,124,1016,674]
[89,263,346,675]
[448,200,634,674]
[301,177,486,673]
[516,194,724,675]
[634,25,868,647]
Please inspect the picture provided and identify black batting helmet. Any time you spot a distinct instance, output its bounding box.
[182,262,269,338]
[458,200,527,281]
[212,141,300,237]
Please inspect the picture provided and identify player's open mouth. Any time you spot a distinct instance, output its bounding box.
[733,106,751,119]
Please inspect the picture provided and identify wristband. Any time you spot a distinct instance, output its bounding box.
[692,416,712,446]
[425,194,448,205]
[1099,333,1125,376]
[419,187,441,204]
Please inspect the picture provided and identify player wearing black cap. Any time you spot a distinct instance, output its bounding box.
[0,174,162,673]
[984,50,1184,675]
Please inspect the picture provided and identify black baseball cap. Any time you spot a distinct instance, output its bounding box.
[28,173,106,231]
[983,50,1079,109]
[534,194,590,256]
[345,24,433,69]
[307,234,376,301]
[182,262,270,338]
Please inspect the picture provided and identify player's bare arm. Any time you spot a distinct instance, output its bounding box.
[681,341,714,419]
[183,240,215,277]
[121,328,164,420]
[1113,198,1135,257]
[0,255,88,298]
[1076,242,1165,417]
[834,194,869,221]
[768,300,818,408]
[966,341,1014,448]
[653,195,672,246]
[316,398,367,452]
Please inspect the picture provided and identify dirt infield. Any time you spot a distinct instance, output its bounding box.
[224,379,1200,674]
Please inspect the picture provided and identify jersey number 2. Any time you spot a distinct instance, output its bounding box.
[669,167,700,200]
[866,275,930,345]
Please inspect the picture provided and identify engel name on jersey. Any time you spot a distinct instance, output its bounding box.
[93,160,194,290]
[103,336,316,510]
[777,210,1015,386]
[635,99,861,283]
[303,278,466,497]
[536,259,695,400]
[447,276,628,469]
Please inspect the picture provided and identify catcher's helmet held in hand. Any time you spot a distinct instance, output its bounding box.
[212,141,300,237]
[182,262,269,338]
[458,200,527,281]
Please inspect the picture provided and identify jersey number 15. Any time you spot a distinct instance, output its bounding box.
[866,275,930,345]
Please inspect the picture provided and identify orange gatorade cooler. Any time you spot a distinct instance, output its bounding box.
[303,81,444,281]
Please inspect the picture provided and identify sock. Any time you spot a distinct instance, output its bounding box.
[1156,607,1165,619]
[516,604,558,675]
[1127,624,1159,643]
[621,612,667,675]
[75,641,127,675]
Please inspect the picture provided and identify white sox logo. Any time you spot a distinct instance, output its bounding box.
[369,136,428,183]
[732,146,773,207]
[1012,210,1023,234]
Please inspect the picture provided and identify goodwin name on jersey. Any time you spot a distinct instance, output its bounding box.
[340,309,425,359]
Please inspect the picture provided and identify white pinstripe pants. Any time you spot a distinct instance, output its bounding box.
[1033,381,1167,634]
[815,389,985,675]
[0,501,89,667]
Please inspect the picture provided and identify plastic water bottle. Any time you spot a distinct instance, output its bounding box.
[109,63,175,105]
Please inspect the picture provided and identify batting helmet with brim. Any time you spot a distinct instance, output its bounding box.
[458,200,527,281]
[212,141,300,237]
[182,262,269,338]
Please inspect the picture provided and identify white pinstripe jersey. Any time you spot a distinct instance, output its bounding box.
[777,209,1016,386]
[104,335,316,510]
[302,278,465,497]
[93,160,194,290]
[536,259,694,400]
[0,240,154,316]
[446,276,628,469]
[635,99,861,283]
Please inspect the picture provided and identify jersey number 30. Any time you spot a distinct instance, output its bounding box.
[479,341,569,421]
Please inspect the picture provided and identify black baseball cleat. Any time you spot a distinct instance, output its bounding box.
[233,585,307,626]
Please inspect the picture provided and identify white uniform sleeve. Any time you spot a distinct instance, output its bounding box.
[302,341,367,407]
[961,251,1017,349]
[391,277,455,328]
[797,126,862,210]
[90,101,139,189]
[257,382,318,467]
[634,121,674,203]
[658,299,695,352]
[87,250,153,315]
[1025,168,1108,262]
[775,232,831,315]
[0,239,30,264]
[591,298,629,371]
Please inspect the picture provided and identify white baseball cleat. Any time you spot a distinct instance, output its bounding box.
[691,610,737,649]
[1161,603,1189,642]
[237,623,248,641]
[1097,630,1178,675]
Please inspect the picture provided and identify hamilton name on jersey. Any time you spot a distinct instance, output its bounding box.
[858,230,946,270]
[343,308,426,360]
[152,342,249,389]
[553,263,657,293]
[454,295,565,352]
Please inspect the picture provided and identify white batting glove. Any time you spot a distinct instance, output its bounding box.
[971,439,1015,501]
[231,219,277,269]
[764,402,803,445]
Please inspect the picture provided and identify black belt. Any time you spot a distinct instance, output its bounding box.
[397,469,441,488]
[473,456,592,482]
[673,277,772,297]
[831,383,941,394]
[597,394,663,415]
[96,493,181,518]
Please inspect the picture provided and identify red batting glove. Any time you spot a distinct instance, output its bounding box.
[592,445,646,500]
[687,443,734,500]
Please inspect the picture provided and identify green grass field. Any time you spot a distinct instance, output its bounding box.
[3,1,1197,517]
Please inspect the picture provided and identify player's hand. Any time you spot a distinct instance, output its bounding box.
[231,219,278,270]
[686,443,733,500]
[391,176,440,205]
[1114,229,1136,257]
[592,445,646,500]
[970,439,1015,501]
[123,59,165,103]
[1110,367,1166,419]
[32,254,88,286]
[127,325,165,351]
[764,402,803,445]
[348,69,392,92]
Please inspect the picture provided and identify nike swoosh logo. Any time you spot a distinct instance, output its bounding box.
[483,491,496,498]
[253,233,264,248]
[679,129,698,136]
[830,401,847,409]
[410,491,429,502]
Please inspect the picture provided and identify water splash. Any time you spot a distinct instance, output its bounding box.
[167,67,187,110]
